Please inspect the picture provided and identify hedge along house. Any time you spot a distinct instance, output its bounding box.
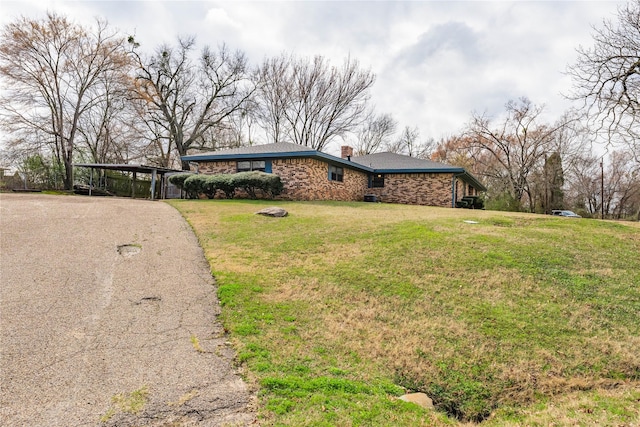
[180,142,486,207]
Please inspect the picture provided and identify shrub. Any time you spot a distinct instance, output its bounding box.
[232,171,283,199]
[183,175,206,199]
[264,173,284,198]
[233,171,261,199]
[19,154,65,190]
[180,172,283,200]
[168,173,193,189]
[197,174,236,199]
[215,174,237,199]
[169,173,197,198]
[201,175,219,199]
[485,192,522,212]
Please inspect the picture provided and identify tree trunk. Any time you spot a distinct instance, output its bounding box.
[63,159,73,190]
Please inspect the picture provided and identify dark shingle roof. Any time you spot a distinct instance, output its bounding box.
[350,152,486,190]
[350,152,462,172]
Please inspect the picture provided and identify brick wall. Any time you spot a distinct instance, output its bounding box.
[366,173,455,207]
[196,159,468,207]
[198,161,236,174]
[197,158,368,201]
[272,158,367,201]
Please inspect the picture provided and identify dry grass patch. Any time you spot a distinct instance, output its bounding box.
[486,382,640,426]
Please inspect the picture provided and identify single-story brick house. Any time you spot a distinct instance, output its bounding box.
[181,142,486,207]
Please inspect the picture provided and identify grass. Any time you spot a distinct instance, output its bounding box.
[100,385,149,422]
[190,334,205,353]
[168,199,640,426]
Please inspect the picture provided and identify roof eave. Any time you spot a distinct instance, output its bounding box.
[373,167,465,174]
[181,150,316,161]
[73,163,182,174]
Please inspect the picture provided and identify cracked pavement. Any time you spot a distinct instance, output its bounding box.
[0,194,256,426]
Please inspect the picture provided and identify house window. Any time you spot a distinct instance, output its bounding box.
[372,174,385,188]
[329,165,343,182]
[237,160,268,172]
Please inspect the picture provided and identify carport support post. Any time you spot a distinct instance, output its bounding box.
[132,172,137,199]
[89,170,93,196]
[150,169,157,200]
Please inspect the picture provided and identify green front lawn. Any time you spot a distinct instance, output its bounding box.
[169,200,640,426]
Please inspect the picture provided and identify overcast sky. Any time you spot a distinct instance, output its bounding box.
[0,0,626,154]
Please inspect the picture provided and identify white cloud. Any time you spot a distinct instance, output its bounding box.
[0,0,627,143]
[204,7,240,29]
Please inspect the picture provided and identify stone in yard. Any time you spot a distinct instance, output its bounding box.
[398,392,434,410]
[256,207,288,217]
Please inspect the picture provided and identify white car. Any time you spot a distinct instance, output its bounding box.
[551,210,581,218]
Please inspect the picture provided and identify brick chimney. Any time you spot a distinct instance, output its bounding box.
[341,146,354,160]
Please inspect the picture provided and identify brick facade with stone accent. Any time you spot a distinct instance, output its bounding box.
[182,142,486,206]
[366,173,456,207]
[272,158,367,201]
[198,161,236,175]
[197,158,368,201]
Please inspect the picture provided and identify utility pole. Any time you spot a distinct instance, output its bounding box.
[600,160,604,219]
[544,154,548,214]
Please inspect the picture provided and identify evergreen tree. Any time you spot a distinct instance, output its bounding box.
[542,152,565,213]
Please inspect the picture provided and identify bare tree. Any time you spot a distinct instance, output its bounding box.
[564,153,601,215]
[254,54,375,151]
[195,105,256,150]
[432,135,481,172]
[126,92,173,166]
[0,13,131,189]
[386,126,434,158]
[564,150,640,219]
[354,111,397,155]
[463,98,571,211]
[568,0,640,160]
[75,63,140,165]
[131,37,254,169]
[254,54,292,144]
[606,150,640,219]
[216,102,259,148]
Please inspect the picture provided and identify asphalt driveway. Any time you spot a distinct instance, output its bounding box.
[0,194,255,426]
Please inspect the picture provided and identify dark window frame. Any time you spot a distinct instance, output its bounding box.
[237,160,267,172]
[328,165,344,182]
[372,174,385,188]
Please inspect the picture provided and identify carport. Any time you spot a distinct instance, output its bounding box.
[73,163,183,200]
